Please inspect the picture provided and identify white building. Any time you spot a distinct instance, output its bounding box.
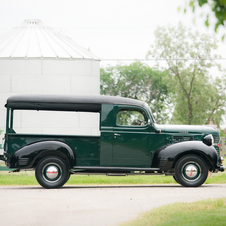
[0,20,100,148]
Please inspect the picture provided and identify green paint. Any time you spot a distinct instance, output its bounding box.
[3,102,221,170]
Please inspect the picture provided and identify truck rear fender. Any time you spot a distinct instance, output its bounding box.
[10,141,75,169]
[152,141,218,171]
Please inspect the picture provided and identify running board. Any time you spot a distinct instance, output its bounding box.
[69,172,164,176]
[73,166,160,172]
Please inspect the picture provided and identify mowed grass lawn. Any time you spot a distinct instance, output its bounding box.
[0,157,226,186]
[120,198,226,226]
[0,164,226,186]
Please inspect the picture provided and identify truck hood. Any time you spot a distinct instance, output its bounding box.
[156,124,218,135]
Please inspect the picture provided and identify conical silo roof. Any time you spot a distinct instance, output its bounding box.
[0,20,99,60]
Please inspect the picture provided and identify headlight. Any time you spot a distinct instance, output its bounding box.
[203,134,213,146]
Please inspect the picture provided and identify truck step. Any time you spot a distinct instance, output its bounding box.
[73,166,160,172]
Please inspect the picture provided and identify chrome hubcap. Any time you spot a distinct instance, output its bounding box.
[46,166,58,179]
[184,164,198,179]
[42,163,62,183]
[181,161,201,182]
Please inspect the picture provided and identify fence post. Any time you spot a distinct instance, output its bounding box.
[221,137,225,158]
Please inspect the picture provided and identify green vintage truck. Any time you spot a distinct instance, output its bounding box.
[0,94,224,188]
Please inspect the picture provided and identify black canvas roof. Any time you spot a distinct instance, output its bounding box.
[6,94,146,112]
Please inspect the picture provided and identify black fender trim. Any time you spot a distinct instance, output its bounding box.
[10,141,75,169]
[152,141,218,171]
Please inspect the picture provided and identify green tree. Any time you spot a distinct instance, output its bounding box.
[182,0,226,38]
[100,62,171,123]
[146,23,226,126]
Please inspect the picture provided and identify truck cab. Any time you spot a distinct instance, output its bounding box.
[0,94,224,188]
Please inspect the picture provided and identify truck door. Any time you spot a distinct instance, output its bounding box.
[112,106,153,167]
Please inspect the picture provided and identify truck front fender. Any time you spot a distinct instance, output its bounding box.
[10,141,75,169]
[152,141,218,171]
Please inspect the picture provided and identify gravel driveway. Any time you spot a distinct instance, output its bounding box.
[0,184,226,226]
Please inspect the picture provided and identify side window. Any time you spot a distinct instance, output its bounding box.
[116,109,147,126]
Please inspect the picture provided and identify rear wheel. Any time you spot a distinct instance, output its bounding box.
[174,155,208,187]
[35,156,69,189]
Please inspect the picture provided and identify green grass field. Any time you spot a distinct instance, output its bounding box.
[120,198,226,226]
[0,167,226,186]
[0,157,225,186]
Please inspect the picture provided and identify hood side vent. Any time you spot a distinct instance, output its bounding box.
[173,136,193,143]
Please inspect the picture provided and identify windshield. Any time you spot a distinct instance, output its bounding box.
[144,103,156,123]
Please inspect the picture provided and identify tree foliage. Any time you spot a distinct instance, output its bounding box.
[182,0,226,39]
[100,62,171,123]
[146,23,226,126]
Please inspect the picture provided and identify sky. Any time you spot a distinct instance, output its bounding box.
[0,0,225,68]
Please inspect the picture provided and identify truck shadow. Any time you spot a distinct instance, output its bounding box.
[3,184,220,190]
[62,184,218,189]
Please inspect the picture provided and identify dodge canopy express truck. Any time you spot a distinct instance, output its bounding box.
[0,94,224,188]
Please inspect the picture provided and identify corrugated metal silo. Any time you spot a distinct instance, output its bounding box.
[0,20,100,146]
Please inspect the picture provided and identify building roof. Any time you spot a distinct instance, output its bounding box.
[6,94,146,112]
[0,20,99,60]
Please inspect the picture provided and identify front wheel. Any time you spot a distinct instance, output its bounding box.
[35,156,69,189]
[174,155,208,187]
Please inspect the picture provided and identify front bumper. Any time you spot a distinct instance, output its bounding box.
[218,165,225,172]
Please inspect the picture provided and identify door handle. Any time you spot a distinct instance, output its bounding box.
[114,133,121,138]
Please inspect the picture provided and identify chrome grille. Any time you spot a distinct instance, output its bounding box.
[213,135,220,144]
